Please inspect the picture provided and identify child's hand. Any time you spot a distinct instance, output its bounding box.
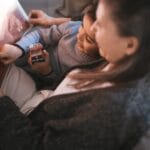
[28,43,52,75]
[28,9,71,27]
[0,44,23,64]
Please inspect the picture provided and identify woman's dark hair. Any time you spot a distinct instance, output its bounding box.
[71,0,150,88]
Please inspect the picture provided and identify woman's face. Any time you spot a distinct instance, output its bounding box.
[93,2,131,63]
[76,14,98,57]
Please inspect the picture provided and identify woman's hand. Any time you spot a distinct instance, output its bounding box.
[28,10,71,27]
[28,43,52,75]
[0,44,23,64]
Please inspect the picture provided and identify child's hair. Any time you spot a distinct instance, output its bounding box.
[82,0,99,21]
[71,0,98,21]
[71,0,150,89]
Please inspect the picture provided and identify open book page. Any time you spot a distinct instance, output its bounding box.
[0,0,29,46]
[0,0,29,85]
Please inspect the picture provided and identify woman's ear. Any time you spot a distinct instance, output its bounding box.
[125,37,139,55]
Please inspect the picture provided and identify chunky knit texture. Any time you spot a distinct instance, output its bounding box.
[0,71,149,150]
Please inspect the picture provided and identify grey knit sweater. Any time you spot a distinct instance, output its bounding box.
[0,69,149,150]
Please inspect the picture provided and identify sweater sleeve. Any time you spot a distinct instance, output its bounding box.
[0,94,110,150]
[14,23,67,55]
[0,96,42,149]
[0,95,99,150]
[15,30,41,54]
[0,88,146,150]
[38,21,81,46]
[15,21,79,55]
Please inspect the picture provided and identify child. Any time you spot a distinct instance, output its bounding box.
[0,1,101,114]
[11,1,100,89]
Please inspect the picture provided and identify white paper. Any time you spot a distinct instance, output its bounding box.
[0,0,29,46]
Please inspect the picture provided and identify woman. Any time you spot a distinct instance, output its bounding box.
[0,0,150,149]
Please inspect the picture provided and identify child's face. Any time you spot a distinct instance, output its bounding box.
[76,14,98,57]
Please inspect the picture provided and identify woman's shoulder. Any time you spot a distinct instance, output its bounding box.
[30,82,149,149]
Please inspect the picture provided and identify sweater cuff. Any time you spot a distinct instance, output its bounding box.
[15,30,41,54]
[12,44,25,57]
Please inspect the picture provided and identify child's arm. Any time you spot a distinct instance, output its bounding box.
[0,21,75,65]
[0,29,42,65]
[15,30,42,55]
[13,20,75,57]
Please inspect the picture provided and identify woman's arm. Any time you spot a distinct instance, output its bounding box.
[0,88,146,150]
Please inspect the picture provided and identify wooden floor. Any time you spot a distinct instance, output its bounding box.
[19,0,63,17]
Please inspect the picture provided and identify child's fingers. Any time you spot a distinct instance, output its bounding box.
[29,43,43,51]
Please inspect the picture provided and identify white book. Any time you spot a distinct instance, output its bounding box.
[0,0,29,84]
[0,0,29,46]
